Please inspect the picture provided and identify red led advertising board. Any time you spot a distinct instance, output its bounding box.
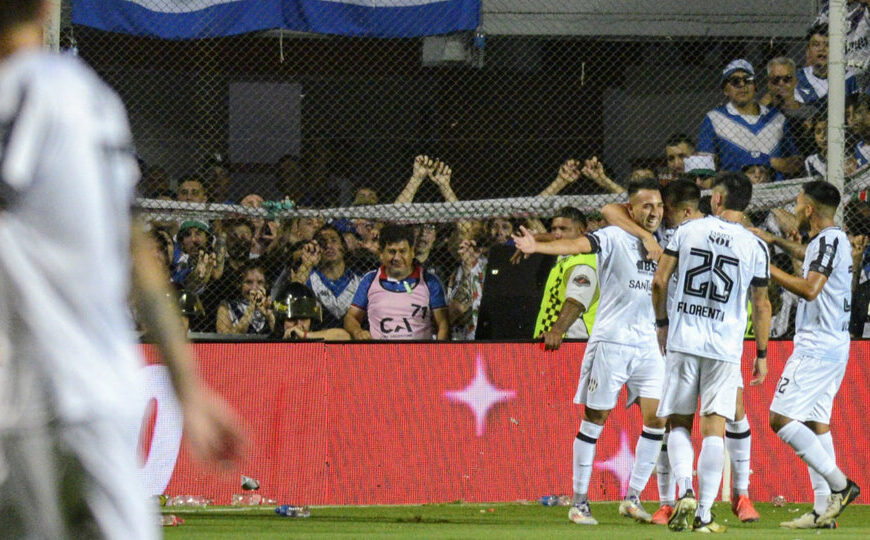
[139,341,870,505]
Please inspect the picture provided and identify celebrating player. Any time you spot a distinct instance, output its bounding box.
[515,178,667,526]
[751,181,861,529]
[0,2,244,537]
[652,172,771,533]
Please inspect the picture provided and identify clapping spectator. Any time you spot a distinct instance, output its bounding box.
[170,220,224,294]
[239,193,278,257]
[216,263,276,335]
[284,224,362,329]
[446,233,488,340]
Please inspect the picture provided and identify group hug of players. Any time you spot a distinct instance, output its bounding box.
[514,173,859,532]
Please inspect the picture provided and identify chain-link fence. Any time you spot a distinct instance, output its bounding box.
[64,1,870,339]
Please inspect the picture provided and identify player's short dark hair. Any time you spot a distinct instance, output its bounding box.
[0,1,42,32]
[662,179,701,208]
[712,172,753,212]
[627,177,661,198]
[802,180,841,210]
[378,223,415,250]
[665,133,695,149]
[553,206,587,229]
[807,22,827,41]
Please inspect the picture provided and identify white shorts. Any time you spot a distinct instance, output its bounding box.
[575,341,665,410]
[657,351,741,420]
[0,419,158,540]
[770,353,847,424]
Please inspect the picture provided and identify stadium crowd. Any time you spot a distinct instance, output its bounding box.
[135,20,870,343]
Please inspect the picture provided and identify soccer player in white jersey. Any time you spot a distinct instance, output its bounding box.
[751,181,860,529]
[514,178,667,526]
[0,2,244,538]
[652,172,772,533]
[601,179,761,525]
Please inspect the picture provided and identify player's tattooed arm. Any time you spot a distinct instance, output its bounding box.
[601,203,661,260]
[130,220,246,466]
[748,226,806,261]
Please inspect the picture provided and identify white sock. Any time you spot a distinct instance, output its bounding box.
[657,433,675,506]
[628,426,665,497]
[776,421,847,492]
[810,432,837,514]
[573,421,604,501]
[696,436,725,523]
[725,416,751,496]
[668,427,694,498]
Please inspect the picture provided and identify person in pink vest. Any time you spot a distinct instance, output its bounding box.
[345,224,449,340]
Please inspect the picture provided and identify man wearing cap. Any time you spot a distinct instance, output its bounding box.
[171,219,223,293]
[698,59,802,180]
[683,155,717,189]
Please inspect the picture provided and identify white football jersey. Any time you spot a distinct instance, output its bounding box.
[0,51,142,429]
[793,227,852,362]
[585,226,658,349]
[665,216,769,363]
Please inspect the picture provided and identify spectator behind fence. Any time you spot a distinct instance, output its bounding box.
[283,224,362,329]
[446,226,489,340]
[698,59,802,179]
[239,192,278,257]
[274,282,351,341]
[216,263,276,335]
[664,133,696,182]
[200,218,255,332]
[683,154,717,189]
[200,154,232,204]
[176,175,208,203]
[796,23,859,105]
[171,220,223,294]
[345,224,449,340]
[761,56,817,158]
[850,94,870,168]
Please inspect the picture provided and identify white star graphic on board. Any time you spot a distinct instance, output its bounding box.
[594,429,635,497]
[443,356,516,437]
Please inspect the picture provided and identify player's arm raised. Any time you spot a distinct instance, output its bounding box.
[651,251,677,355]
[130,220,245,466]
[748,284,771,385]
[513,225,592,256]
[601,203,662,260]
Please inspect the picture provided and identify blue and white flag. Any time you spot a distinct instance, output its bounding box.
[72,0,481,40]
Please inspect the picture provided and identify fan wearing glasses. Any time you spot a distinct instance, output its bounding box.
[697,59,803,180]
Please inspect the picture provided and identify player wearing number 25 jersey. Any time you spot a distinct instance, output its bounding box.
[653,172,771,533]
[664,216,769,363]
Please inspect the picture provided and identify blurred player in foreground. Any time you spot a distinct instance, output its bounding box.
[0,2,244,538]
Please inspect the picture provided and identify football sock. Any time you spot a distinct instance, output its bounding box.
[776,421,847,492]
[697,436,725,523]
[725,416,751,496]
[810,431,837,514]
[573,421,604,501]
[628,426,665,498]
[668,426,694,498]
[657,433,676,506]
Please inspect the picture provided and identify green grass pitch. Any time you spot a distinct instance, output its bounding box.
[163,502,870,538]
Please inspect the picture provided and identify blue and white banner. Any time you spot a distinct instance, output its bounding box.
[72,0,481,40]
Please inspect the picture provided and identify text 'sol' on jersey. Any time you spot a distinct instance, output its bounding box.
[0,50,141,429]
[794,227,852,362]
[664,216,769,363]
[585,226,658,349]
